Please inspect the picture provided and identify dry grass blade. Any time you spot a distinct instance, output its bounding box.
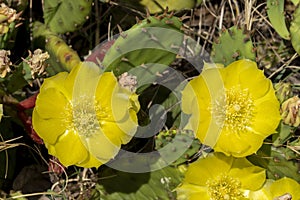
[0,136,23,152]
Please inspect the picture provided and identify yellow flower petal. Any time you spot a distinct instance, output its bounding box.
[77,153,103,168]
[63,64,80,98]
[229,158,266,190]
[239,68,271,100]
[100,115,136,145]
[252,90,281,136]
[176,184,209,200]
[176,153,266,200]
[95,71,139,143]
[194,114,211,142]
[224,60,271,100]
[95,72,117,108]
[110,91,139,137]
[40,71,68,91]
[221,59,256,86]
[32,112,66,144]
[182,59,281,157]
[80,129,120,163]
[129,93,140,113]
[181,82,198,115]
[184,153,233,186]
[41,71,72,100]
[214,130,265,157]
[54,130,89,167]
[182,93,201,130]
[45,143,56,156]
[269,177,300,199]
[34,88,69,119]
[251,105,280,136]
[33,61,140,168]
[249,177,300,199]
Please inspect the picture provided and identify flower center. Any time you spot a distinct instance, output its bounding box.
[65,95,110,137]
[206,174,244,200]
[211,86,254,133]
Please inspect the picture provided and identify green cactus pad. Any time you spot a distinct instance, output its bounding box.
[290,5,300,55]
[94,165,183,200]
[43,0,92,34]
[248,144,300,182]
[102,15,183,77]
[140,0,196,13]
[267,0,290,40]
[33,22,81,74]
[211,26,256,66]
[155,130,201,166]
[272,123,296,147]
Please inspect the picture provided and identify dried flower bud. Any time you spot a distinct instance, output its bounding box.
[0,49,11,78]
[0,3,18,23]
[118,72,137,92]
[23,49,49,78]
[281,96,300,127]
[274,82,293,103]
[0,3,20,35]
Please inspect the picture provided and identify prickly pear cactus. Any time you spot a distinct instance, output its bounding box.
[272,123,296,147]
[248,143,300,182]
[155,129,201,166]
[211,26,256,66]
[95,165,183,200]
[33,22,81,74]
[290,5,300,55]
[267,0,290,40]
[140,0,195,13]
[249,118,300,182]
[102,14,183,76]
[44,0,92,34]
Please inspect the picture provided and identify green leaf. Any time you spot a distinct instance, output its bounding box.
[155,130,201,166]
[5,65,27,93]
[44,0,92,34]
[248,144,300,182]
[272,122,296,147]
[267,0,290,40]
[33,22,81,74]
[161,91,182,128]
[102,15,183,77]
[95,166,183,200]
[211,26,255,66]
[290,5,300,55]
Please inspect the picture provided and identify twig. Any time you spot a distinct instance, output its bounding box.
[268,53,299,79]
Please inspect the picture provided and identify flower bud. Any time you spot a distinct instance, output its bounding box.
[281,96,300,127]
[0,3,19,35]
[274,82,293,103]
[0,49,11,78]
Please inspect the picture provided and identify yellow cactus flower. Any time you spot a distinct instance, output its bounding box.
[176,152,266,200]
[182,59,281,157]
[32,62,140,168]
[249,177,300,199]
